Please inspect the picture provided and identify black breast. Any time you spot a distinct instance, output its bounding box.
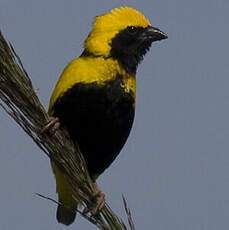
[52,76,135,179]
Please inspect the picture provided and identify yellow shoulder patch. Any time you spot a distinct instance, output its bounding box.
[48,57,135,114]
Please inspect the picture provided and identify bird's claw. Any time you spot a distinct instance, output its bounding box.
[42,117,60,135]
[83,184,105,216]
[90,190,105,215]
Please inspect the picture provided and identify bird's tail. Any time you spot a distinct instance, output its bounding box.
[51,161,79,225]
[56,204,77,226]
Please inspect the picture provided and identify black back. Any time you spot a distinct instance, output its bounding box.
[53,76,135,179]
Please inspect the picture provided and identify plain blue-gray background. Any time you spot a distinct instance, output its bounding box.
[1,0,229,229]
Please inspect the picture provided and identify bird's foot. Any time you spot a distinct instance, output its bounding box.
[42,116,60,135]
[91,189,105,215]
[83,183,105,215]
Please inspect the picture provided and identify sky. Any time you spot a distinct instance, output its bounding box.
[0,0,229,229]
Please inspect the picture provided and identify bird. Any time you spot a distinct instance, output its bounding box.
[46,6,167,225]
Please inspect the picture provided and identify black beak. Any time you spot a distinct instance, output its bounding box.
[141,26,168,42]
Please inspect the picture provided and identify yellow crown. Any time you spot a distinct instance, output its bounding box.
[93,6,151,32]
[85,7,151,56]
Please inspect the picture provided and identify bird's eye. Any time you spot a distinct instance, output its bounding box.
[127,26,138,34]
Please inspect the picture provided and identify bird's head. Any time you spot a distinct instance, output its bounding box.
[84,6,167,73]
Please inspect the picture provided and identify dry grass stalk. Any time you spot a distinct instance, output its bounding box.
[0,30,135,230]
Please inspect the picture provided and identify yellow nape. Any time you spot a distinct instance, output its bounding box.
[48,56,136,114]
[85,6,151,57]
